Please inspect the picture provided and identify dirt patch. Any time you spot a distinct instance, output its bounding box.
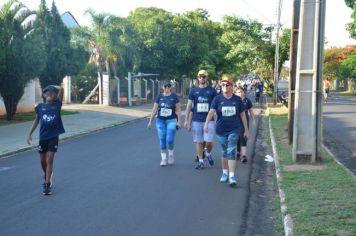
[278,138,289,144]
[283,164,327,172]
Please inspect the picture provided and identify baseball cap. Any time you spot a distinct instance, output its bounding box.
[197,70,208,77]
[221,75,233,85]
[163,80,171,86]
[42,85,57,93]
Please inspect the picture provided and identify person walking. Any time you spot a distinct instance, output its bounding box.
[147,80,182,166]
[27,85,65,195]
[323,77,331,103]
[184,70,217,170]
[204,76,249,186]
[234,86,256,163]
[255,82,262,103]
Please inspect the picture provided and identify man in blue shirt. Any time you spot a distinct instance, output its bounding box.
[185,70,217,170]
[27,85,65,195]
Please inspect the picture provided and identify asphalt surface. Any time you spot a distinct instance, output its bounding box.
[323,94,356,174]
[0,110,273,236]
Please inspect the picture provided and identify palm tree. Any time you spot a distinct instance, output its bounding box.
[0,0,45,120]
[71,9,121,103]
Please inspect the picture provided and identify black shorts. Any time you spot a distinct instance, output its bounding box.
[325,88,330,94]
[38,136,59,154]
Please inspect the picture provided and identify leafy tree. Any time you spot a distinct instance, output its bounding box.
[35,0,73,89]
[0,0,45,120]
[345,0,356,39]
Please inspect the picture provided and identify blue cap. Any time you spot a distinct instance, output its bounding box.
[163,80,171,86]
[43,85,57,93]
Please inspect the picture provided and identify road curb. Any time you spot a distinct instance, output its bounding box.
[0,116,148,160]
[268,117,294,236]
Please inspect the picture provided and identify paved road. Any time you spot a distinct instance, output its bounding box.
[0,113,269,236]
[323,94,356,174]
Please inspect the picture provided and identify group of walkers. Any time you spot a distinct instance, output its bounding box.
[26,69,257,196]
[147,70,256,187]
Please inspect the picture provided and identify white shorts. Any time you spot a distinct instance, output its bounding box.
[192,121,215,143]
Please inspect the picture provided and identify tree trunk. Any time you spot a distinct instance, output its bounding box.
[4,96,18,120]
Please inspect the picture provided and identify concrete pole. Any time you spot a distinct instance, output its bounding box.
[98,72,102,104]
[143,79,148,100]
[115,77,120,105]
[150,79,155,101]
[292,0,326,162]
[273,0,282,105]
[288,0,301,144]
[128,72,132,107]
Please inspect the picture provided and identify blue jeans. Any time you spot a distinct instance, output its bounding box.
[156,118,177,150]
[216,132,239,160]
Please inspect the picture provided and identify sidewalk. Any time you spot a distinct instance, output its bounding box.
[0,103,153,158]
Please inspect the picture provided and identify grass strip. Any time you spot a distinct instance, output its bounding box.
[269,106,356,236]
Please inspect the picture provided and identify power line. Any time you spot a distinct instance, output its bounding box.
[239,0,275,24]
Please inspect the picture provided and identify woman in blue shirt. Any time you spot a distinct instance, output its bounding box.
[147,80,182,166]
[204,76,249,186]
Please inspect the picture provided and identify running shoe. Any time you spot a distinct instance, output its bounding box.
[195,161,205,170]
[42,183,52,195]
[206,154,214,166]
[160,159,168,167]
[241,156,247,163]
[168,156,175,165]
[229,176,237,186]
[220,173,228,183]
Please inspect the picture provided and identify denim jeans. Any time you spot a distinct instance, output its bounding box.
[216,132,239,160]
[156,118,177,150]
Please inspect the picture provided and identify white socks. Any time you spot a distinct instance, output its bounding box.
[223,169,228,175]
[168,149,174,157]
[161,153,167,160]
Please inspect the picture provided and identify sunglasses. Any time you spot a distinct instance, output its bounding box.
[198,75,206,79]
[164,84,171,88]
[221,83,231,87]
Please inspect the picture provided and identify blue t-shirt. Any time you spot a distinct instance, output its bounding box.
[241,97,253,127]
[188,86,217,122]
[211,94,245,135]
[155,92,179,120]
[35,99,65,140]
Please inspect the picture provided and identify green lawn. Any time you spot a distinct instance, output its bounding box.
[268,107,356,235]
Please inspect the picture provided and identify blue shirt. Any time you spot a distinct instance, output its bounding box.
[188,86,217,122]
[211,94,245,135]
[155,93,179,120]
[35,99,65,140]
[241,97,253,128]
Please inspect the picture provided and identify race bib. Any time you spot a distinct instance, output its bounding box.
[197,103,209,112]
[222,106,236,117]
[160,108,172,117]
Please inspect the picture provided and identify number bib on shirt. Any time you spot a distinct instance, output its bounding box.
[222,106,236,117]
[197,103,209,112]
[160,108,173,117]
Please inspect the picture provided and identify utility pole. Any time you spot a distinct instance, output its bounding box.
[288,0,301,144]
[273,0,283,105]
[292,0,326,162]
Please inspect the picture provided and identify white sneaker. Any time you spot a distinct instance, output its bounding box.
[168,156,174,165]
[160,159,168,167]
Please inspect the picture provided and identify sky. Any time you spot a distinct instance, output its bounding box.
[7,0,356,48]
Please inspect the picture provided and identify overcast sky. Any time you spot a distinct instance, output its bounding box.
[11,0,356,47]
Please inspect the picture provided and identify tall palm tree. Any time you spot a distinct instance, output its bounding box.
[0,0,45,120]
[71,9,120,103]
